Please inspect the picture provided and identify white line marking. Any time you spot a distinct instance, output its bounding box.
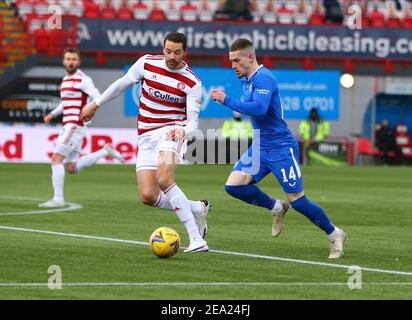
[0,282,410,287]
[0,196,82,216]
[0,225,411,277]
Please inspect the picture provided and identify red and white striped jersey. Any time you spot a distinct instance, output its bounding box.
[59,69,100,126]
[126,54,202,136]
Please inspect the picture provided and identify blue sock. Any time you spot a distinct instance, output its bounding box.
[225,185,276,210]
[291,195,335,234]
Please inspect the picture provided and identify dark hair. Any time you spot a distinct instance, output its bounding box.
[63,47,81,59]
[163,32,187,50]
[229,38,254,52]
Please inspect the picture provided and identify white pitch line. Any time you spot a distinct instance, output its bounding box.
[0,282,411,288]
[0,225,411,277]
[0,196,82,216]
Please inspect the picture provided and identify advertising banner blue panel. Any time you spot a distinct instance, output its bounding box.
[79,19,412,60]
[124,67,339,120]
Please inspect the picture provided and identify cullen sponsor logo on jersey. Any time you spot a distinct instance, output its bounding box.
[148,88,180,103]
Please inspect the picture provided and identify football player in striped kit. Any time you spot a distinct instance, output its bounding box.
[39,48,124,208]
[80,33,209,253]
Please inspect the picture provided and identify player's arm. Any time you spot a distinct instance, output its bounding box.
[82,76,101,102]
[44,102,63,124]
[166,83,202,141]
[80,56,145,121]
[80,75,134,122]
[213,75,273,117]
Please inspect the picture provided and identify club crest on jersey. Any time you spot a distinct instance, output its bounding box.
[151,74,157,80]
[177,82,186,90]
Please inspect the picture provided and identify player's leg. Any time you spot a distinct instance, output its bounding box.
[224,147,288,217]
[39,152,66,208]
[157,149,208,253]
[272,144,346,258]
[136,148,209,226]
[75,144,124,173]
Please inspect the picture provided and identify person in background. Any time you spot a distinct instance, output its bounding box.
[299,107,330,165]
[375,119,404,165]
[222,111,253,139]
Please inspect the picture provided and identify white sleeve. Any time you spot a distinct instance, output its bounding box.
[94,56,145,107]
[50,102,64,117]
[95,74,134,107]
[126,55,145,84]
[184,83,202,135]
[81,76,101,101]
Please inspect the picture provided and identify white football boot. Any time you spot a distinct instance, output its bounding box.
[271,200,290,237]
[184,239,209,253]
[39,199,65,208]
[194,200,211,238]
[104,144,125,163]
[328,228,347,259]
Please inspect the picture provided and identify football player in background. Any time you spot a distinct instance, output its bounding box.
[39,48,124,208]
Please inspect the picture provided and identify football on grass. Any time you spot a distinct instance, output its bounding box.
[149,227,180,258]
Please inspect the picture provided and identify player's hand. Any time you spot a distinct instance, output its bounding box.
[43,114,53,124]
[166,126,185,141]
[212,89,226,103]
[80,101,98,122]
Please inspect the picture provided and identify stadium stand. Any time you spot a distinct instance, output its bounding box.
[4,0,412,28]
[357,123,412,164]
[0,0,32,84]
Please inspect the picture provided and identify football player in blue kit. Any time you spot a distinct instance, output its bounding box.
[212,38,346,259]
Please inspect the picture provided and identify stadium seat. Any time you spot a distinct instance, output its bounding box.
[83,0,100,18]
[101,0,117,19]
[294,0,310,25]
[181,1,197,22]
[65,0,84,17]
[16,0,33,20]
[403,3,412,28]
[277,2,294,24]
[165,0,181,21]
[309,1,325,25]
[357,137,379,156]
[133,0,149,20]
[369,7,385,27]
[118,0,134,19]
[262,0,276,24]
[149,0,166,21]
[33,0,49,15]
[403,16,412,28]
[386,1,401,27]
[198,0,213,22]
[33,25,50,54]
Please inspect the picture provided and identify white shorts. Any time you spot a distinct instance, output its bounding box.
[136,126,188,171]
[54,123,85,163]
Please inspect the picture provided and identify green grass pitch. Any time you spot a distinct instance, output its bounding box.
[0,163,411,299]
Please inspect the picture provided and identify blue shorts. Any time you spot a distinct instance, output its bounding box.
[232,142,304,193]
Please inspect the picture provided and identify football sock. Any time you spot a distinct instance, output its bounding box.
[225,184,277,210]
[76,148,108,172]
[290,195,335,235]
[164,184,203,242]
[154,191,204,217]
[51,163,65,203]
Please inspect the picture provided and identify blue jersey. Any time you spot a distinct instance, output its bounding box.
[223,65,296,150]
